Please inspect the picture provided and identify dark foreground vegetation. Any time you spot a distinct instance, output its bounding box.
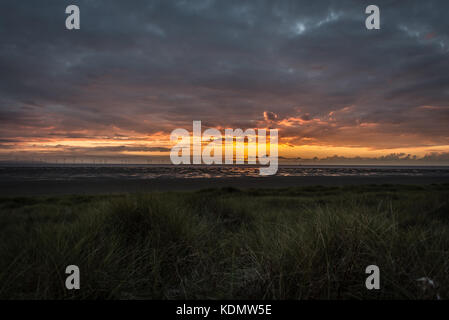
[1,184,449,299]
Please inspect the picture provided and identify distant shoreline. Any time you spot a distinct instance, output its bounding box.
[1,175,449,197]
[1,163,449,169]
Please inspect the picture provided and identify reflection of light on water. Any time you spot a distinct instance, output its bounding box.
[0,166,448,181]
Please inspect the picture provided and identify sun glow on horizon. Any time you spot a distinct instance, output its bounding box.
[2,131,449,164]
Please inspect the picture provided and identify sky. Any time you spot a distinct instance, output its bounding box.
[0,0,449,164]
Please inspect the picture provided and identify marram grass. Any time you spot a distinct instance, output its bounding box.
[0,184,448,300]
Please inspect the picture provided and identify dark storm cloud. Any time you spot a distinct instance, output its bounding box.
[0,0,448,149]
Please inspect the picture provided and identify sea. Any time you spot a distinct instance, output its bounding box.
[1,164,449,181]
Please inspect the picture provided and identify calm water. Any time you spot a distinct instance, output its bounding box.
[1,165,449,181]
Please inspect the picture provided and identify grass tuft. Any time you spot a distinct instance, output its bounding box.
[0,184,448,299]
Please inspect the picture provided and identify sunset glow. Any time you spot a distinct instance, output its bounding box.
[1,2,448,164]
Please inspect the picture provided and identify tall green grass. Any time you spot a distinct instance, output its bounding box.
[0,184,448,299]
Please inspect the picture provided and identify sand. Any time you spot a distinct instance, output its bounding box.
[1,175,449,196]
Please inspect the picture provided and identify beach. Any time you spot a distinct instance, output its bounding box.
[1,175,449,196]
[2,165,449,299]
[1,165,449,196]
